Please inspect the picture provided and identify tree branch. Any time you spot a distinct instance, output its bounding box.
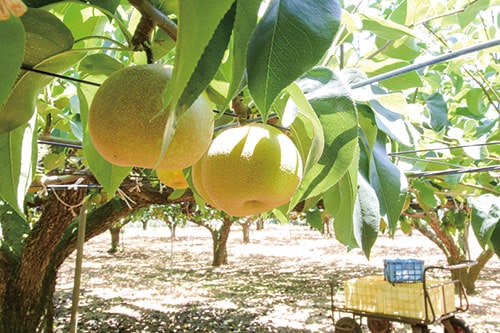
[128,0,177,42]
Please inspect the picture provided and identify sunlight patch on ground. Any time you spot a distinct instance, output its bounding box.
[105,305,141,318]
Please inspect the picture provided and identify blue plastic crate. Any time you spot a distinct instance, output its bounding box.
[384,258,424,283]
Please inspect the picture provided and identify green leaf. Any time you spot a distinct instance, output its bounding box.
[359,13,418,40]
[376,36,421,61]
[246,0,341,120]
[290,67,358,207]
[457,0,490,28]
[0,115,37,218]
[178,2,236,110]
[425,93,449,132]
[285,83,324,173]
[82,135,132,195]
[354,173,380,258]
[306,207,323,231]
[0,203,31,257]
[78,53,124,77]
[224,0,261,104]
[370,99,413,146]
[87,0,121,14]
[323,151,359,249]
[165,1,235,112]
[412,179,437,211]
[359,58,423,91]
[490,224,500,258]
[369,133,408,233]
[0,17,24,110]
[469,194,500,248]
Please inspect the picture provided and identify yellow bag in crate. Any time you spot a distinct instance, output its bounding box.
[344,275,456,320]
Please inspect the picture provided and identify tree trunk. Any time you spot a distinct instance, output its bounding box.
[410,214,491,293]
[0,179,192,332]
[1,186,86,333]
[211,217,233,266]
[256,217,264,230]
[108,225,122,254]
[241,217,251,243]
[168,222,177,238]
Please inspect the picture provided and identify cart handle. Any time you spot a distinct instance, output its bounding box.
[424,260,477,272]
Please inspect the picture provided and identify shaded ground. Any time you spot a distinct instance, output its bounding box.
[55,223,500,332]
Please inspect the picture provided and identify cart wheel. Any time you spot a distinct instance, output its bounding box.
[335,317,362,333]
[367,318,392,333]
[443,317,472,333]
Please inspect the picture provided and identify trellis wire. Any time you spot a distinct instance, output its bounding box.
[350,38,500,89]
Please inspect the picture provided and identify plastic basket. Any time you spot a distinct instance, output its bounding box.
[384,258,424,283]
[344,275,456,320]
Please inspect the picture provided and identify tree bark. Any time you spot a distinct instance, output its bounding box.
[0,179,193,332]
[2,186,86,332]
[108,225,122,254]
[211,217,233,266]
[241,217,251,244]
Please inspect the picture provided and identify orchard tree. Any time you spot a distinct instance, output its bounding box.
[0,0,499,332]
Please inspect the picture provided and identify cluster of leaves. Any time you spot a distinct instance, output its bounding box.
[0,0,498,258]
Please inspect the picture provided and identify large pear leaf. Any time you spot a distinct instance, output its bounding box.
[246,0,341,120]
[369,132,408,233]
[290,67,358,208]
[285,83,324,173]
[164,1,235,112]
[82,137,132,196]
[0,115,37,218]
[0,17,24,110]
[323,148,359,250]
[178,2,236,110]
[354,173,381,258]
[370,99,413,147]
[223,0,261,105]
[469,194,500,249]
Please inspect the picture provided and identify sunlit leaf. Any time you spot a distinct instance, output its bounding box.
[359,58,423,91]
[247,0,341,120]
[178,3,236,110]
[78,53,124,76]
[290,67,358,208]
[469,194,500,248]
[223,0,261,105]
[0,17,24,110]
[165,1,235,113]
[0,115,37,218]
[359,13,418,40]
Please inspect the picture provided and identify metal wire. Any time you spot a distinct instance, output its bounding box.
[351,38,500,89]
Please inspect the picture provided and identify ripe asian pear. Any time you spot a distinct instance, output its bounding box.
[88,64,214,169]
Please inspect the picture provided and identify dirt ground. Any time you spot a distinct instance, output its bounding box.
[55,222,500,332]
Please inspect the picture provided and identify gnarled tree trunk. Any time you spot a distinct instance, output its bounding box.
[0,179,192,332]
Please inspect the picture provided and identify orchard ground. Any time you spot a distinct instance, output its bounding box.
[55,222,500,332]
